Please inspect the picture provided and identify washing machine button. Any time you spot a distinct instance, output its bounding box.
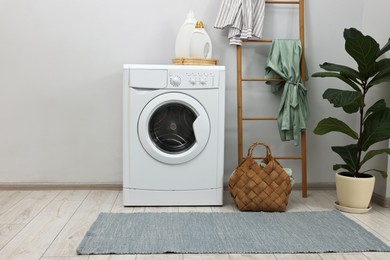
[189,78,196,85]
[170,76,181,86]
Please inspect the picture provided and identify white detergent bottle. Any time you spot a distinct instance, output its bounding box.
[175,11,197,58]
[190,21,212,59]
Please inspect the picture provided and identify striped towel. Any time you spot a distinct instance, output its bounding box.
[214,0,265,45]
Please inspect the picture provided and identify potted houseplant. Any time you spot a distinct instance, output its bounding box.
[312,27,390,213]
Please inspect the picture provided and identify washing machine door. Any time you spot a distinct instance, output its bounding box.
[138,92,210,164]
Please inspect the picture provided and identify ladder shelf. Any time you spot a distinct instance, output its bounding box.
[236,0,307,197]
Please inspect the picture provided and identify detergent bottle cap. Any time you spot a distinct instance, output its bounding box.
[195,21,204,29]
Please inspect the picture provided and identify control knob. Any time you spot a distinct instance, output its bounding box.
[170,76,181,86]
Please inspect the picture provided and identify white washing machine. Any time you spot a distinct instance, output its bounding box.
[123,64,225,206]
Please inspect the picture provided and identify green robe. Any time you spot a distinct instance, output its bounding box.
[265,39,309,145]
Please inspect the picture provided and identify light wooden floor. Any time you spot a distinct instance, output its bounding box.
[0,189,389,260]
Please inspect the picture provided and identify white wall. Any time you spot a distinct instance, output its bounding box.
[0,0,389,191]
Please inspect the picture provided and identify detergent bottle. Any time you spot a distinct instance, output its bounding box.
[189,21,212,59]
[175,11,197,57]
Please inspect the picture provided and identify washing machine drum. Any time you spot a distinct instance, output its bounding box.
[138,93,210,164]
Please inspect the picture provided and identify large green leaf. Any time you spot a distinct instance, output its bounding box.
[377,58,390,71]
[361,107,390,151]
[360,148,390,166]
[344,28,380,78]
[362,169,388,178]
[332,144,359,173]
[319,62,363,82]
[377,38,390,58]
[313,117,358,139]
[323,88,363,113]
[312,71,361,92]
[367,66,390,87]
[364,99,386,120]
[333,164,354,173]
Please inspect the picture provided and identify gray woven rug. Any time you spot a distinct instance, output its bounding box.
[77,211,390,255]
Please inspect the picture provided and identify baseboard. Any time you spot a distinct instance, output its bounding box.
[292,182,336,190]
[1,182,338,191]
[0,182,122,191]
[372,192,390,208]
[2,182,336,191]
[224,182,336,191]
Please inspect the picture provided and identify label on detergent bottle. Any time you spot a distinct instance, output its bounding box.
[190,21,212,59]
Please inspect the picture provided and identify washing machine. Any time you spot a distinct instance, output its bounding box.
[123,64,225,206]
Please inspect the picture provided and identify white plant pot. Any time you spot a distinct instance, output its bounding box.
[335,172,375,213]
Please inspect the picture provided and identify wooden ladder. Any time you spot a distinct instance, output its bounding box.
[236,0,307,197]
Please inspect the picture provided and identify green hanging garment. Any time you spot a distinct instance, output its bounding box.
[265,39,309,145]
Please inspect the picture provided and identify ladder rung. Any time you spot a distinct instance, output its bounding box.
[243,156,303,160]
[242,117,277,120]
[244,39,273,43]
[242,77,284,82]
[266,1,300,4]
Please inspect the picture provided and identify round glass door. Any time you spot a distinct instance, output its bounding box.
[138,93,210,164]
[149,103,197,154]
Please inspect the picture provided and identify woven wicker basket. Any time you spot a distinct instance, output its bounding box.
[172,57,218,66]
[229,142,291,212]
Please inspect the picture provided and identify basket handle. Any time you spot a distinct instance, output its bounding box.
[246,142,273,158]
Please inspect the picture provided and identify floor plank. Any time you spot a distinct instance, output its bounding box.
[144,207,179,213]
[89,255,136,259]
[363,252,390,260]
[178,206,213,213]
[0,190,31,214]
[183,254,229,260]
[0,224,23,249]
[137,255,182,260]
[318,253,369,259]
[229,254,277,259]
[291,190,335,211]
[0,191,86,260]
[41,257,89,260]
[43,190,118,257]
[0,190,60,225]
[274,254,322,259]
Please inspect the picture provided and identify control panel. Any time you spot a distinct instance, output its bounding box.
[168,69,219,89]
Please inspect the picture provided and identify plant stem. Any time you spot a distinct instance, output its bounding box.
[356,80,367,177]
